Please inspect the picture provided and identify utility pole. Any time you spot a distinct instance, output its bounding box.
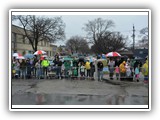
[132,24,135,52]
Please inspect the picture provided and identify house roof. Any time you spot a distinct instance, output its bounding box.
[12,24,32,35]
[133,48,148,59]
[119,51,133,55]
[12,24,25,35]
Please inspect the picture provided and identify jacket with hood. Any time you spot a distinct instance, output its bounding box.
[142,60,148,76]
[119,61,126,73]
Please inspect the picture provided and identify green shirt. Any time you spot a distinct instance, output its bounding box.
[41,60,49,67]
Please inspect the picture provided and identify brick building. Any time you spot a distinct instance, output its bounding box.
[11,25,57,57]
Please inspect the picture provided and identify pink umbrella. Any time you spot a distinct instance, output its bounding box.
[106,52,121,57]
[34,50,46,55]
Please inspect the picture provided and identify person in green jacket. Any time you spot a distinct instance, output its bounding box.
[64,60,71,78]
[41,57,50,78]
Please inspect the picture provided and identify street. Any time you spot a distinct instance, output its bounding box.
[11,77,148,105]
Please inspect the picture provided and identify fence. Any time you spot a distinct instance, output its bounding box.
[11,65,147,81]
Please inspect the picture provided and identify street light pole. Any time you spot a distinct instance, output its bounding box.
[132,24,135,52]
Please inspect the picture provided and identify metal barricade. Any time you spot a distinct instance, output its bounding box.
[11,64,147,82]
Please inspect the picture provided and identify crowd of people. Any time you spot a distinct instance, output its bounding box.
[12,53,149,83]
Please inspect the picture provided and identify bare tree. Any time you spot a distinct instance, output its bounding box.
[91,32,126,54]
[78,39,90,54]
[12,15,65,52]
[83,18,127,54]
[66,36,79,54]
[83,17,115,44]
[66,36,90,54]
[138,27,148,48]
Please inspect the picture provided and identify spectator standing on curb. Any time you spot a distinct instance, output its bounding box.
[26,59,32,79]
[142,59,149,83]
[119,61,126,80]
[80,62,85,80]
[33,56,38,78]
[56,59,63,79]
[73,59,78,78]
[41,57,50,78]
[114,57,121,67]
[85,60,91,78]
[135,65,140,82]
[64,60,70,78]
[14,59,21,78]
[130,58,135,76]
[97,61,104,81]
[35,60,42,79]
[90,62,95,80]
[115,66,120,80]
[108,58,115,80]
[125,62,131,77]
[20,59,26,79]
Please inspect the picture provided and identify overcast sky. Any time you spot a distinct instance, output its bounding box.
[12,11,148,47]
[58,15,148,46]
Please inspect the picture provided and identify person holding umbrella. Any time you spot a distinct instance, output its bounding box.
[108,58,115,80]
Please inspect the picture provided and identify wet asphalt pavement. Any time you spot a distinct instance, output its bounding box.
[11,78,148,105]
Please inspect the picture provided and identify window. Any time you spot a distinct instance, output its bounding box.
[12,33,16,42]
[38,41,41,46]
[22,50,26,55]
[46,51,48,56]
[50,51,52,56]
[23,36,25,44]
[46,42,48,47]
[44,41,46,46]
[12,33,17,49]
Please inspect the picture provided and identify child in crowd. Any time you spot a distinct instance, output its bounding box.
[72,67,78,79]
[35,60,42,79]
[115,66,120,80]
[80,62,85,80]
[126,63,131,77]
[135,65,140,82]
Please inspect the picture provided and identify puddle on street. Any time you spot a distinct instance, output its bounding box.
[12,92,148,105]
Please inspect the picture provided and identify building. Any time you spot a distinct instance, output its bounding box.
[133,48,148,60]
[118,48,148,62]
[118,48,134,58]
[11,25,57,57]
[56,45,71,56]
